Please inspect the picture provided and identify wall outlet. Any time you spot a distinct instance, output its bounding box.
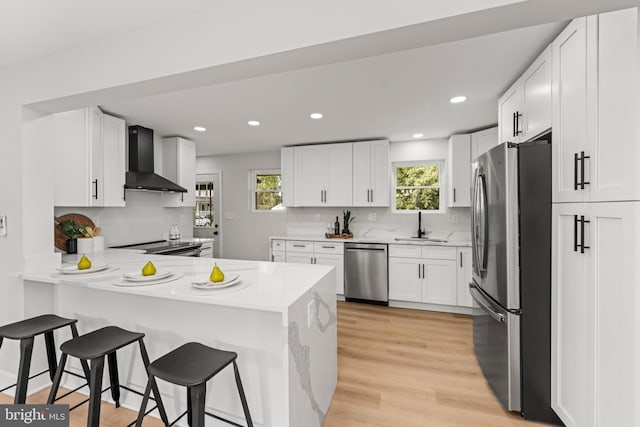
[451,214,459,224]
[0,215,6,237]
[314,213,321,221]
[368,213,377,221]
[307,300,315,328]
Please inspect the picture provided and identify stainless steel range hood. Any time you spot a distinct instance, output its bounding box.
[125,125,187,193]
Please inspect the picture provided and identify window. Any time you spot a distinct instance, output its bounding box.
[393,161,444,212]
[251,169,283,212]
[194,180,214,227]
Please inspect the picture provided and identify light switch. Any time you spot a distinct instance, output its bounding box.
[0,215,6,236]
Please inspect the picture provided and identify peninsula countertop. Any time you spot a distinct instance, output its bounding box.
[21,250,334,314]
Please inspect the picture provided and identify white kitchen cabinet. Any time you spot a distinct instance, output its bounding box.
[280,147,295,207]
[552,9,640,204]
[162,137,196,207]
[456,247,472,307]
[447,134,471,208]
[498,46,551,144]
[388,245,457,306]
[276,239,345,294]
[53,108,126,207]
[293,143,352,207]
[102,114,126,207]
[470,127,499,163]
[353,140,389,207]
[552,201,639,427]
[388,257,422,302]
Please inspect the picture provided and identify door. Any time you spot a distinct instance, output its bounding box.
[498,86,521,144]
[456,248,473,307]
[388,257,421,302]
[552,17,588,203]
[352,141,371,206]
[325,143,353,206]
[422,259,456,305]
[470,127,498,164]
[88,107,104,206]
[195,172,222,258]
[551,203,591,427]
[370,140,389,207]
[294,145,326,206]
[521,46,551,139]
[315,253,344,295]
[448,134,471,208]
[285,253,313,264]
[102,114,126,207]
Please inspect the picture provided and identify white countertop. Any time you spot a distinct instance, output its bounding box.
[22,251,333,314]
[270,235,471,247]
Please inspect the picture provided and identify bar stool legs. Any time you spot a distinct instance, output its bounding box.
[15,337,34,404]
[233,361,253,426]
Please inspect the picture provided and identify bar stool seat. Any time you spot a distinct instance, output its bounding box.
[48,326,168,427]
[0,315,77,340]
[61,326,144,360]
[0,314,89,404]
[136,342,253,427]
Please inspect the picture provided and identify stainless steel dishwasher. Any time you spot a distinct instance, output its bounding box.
[344,243,388,305]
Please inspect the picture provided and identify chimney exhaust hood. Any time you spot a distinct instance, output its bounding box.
[125,125,187,193]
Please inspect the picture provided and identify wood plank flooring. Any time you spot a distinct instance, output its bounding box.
[1,301,548,426]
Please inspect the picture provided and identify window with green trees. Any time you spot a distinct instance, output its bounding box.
[253,170,283,211]
[393,161,443,211]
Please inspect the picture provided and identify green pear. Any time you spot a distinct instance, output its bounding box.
[210,264,224,282]
[77,255,92,270]
[142,261,156,276]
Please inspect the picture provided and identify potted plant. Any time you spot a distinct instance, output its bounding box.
[342,210,355,235]
[57,219,87,254]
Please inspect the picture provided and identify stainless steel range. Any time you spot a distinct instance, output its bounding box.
[112,240,202,257]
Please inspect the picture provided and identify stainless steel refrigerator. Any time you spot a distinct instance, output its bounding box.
[470,134,561,424]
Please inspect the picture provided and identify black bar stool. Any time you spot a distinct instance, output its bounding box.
[0,314,90,403]
[47,326,169,427]
[135,342,253,427]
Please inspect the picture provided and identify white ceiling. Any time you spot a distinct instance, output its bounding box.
[101,22,565,156]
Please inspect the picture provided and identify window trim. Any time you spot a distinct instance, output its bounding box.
[250,168,285,213]
[391,160,445,214]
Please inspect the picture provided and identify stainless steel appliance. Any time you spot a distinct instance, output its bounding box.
[112,240,202,257]
[470,133,561,424]
[344,243,388,305]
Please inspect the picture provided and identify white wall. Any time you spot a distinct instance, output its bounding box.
[196,151,287,261]
[196,138,472,261]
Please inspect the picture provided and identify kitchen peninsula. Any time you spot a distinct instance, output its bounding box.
[20,251,337,427]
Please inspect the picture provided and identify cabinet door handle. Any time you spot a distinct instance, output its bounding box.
[418,264,421,279]
[93,179,98,200]
[422,264,425,279]
[320,190,323,203]
[580,215,590,253]
[370,189,373,203]
[580,151,590,189]
[271,255,274,262]
[460,252,462,268]
[573,215,579,252]
[453,188,456,203]
[574,153,579,190]
[512,112,517,138]
[321,245,335,249]
[515,111,523,136]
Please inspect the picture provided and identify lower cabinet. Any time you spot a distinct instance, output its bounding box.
[456,247,473,307]
[388,245,457,306]
[552,202,639,427]
[273,240,345,295]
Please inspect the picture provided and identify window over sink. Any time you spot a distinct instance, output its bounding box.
[393,161,444,213]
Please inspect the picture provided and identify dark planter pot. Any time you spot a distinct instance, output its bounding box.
[65,238,78,254]
[342,229,351,235]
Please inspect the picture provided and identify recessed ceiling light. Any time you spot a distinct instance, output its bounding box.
[248,120,261,126]
[193,126,206,132]
[413,133,424,139]
[310,113,324,119]
[450,96,467,104]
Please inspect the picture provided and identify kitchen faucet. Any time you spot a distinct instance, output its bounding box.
[417,211,425,238]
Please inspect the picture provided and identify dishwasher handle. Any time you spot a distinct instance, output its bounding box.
[346,247,386,252]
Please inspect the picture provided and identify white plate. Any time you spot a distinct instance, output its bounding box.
[113,272,183,287]
[191,275,240,289]
[57,264,108,275]
[123,270,173,282]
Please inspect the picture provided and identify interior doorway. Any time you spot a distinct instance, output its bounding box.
[194,172,222,258]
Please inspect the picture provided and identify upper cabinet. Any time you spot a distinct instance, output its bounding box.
[470,127,498,163]
[53,108,126,207]
[292,143,353,207]
[162,137,196,207]
[353,140,389,207]
[281,147,295,207]
[498,46,552,144]
[447,134,471,208]
[552,8,640,203]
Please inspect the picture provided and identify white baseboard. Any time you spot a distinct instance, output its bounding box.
[389,300,472,315]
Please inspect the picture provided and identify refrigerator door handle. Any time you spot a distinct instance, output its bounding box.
[470,284,505,323]
[478,173,489,273]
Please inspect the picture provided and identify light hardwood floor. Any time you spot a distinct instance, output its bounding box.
[1,301,548,426]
